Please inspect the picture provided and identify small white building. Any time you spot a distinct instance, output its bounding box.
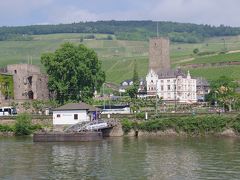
[146,69,197,103]
[53,102,100,125]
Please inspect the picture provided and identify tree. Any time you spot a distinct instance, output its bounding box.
[193,48,199,54]
[127,60,139,99]
[206,76,239,111]
[41,42,105,104]
[126,85,138,99]
[133,59,139,87]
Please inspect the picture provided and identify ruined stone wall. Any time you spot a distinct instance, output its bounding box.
[6,64,49,100]
[35,74,49,100]
[149,37,170,72]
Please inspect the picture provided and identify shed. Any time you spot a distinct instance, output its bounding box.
[53,102,101,125]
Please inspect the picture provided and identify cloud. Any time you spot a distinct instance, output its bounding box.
[0,0,240,26]
[146,0,240,26]
[47,6,98,23]
[50,0,240,26]
[0,0,53,15]
[0,0,54,25]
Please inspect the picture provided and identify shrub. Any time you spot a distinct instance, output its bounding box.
[136,112,145,119]
[120,115,239,135]
[232,114,240,132]
[30,124,43,131]
[121,119,133,134]
[0,124,14,132]
[14,113,32,136]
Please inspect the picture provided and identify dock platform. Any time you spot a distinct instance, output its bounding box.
[33,131,103,142]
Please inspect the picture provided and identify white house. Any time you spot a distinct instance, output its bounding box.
[119,78,146,95]
[53,102,100,125]
[146,69,197,103]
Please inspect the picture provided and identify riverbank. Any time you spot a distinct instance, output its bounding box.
[1,114,240,138]
[0,113,46,136]
[121,114,240,137]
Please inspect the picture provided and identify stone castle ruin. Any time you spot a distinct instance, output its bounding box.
[0,64,49,102]
[148,37,171,72]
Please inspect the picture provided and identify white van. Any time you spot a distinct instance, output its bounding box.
[0,107,17,116]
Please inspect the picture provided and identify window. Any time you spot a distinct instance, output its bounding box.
[167,80,170,83]
[167,93,171,99]
[74,114,78,120]
[57,114,60,118]
[161,80,164,83]
[161,85,164,91]
[14,70,17,74]
[167,85,170,90]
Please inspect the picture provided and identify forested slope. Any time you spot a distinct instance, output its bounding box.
[1,21,240,43]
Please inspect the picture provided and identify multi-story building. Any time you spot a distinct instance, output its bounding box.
[196,78,210,102]
[146,69,197,103]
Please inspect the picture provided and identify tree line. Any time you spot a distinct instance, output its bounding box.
[1,21,240,43]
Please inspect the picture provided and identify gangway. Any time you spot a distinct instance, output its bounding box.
[64,120,118,133]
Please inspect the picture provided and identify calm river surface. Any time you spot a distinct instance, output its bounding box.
[1,136,240,180]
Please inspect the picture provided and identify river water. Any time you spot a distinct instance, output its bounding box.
[1,136,240,180]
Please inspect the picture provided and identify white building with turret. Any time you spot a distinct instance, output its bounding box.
[146,69,197,103]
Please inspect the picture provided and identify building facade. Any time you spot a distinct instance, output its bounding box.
[53,102,100,126]
[196,78,210,101]
[146,69,197,103]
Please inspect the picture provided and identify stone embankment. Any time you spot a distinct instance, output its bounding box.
[0,116,52,126]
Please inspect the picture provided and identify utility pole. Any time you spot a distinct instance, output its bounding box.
[103,83,105,110]
[155,82,158,115]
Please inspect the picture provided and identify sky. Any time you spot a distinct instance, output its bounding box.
[0,0,240,27]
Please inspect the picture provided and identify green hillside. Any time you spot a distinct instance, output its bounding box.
[188,65,240,81]
[2,20,240,43]
[0,33,240,83]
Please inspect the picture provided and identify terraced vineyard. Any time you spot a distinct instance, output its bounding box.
[0,33,240,83]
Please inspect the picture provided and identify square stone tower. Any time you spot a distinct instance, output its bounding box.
[6,64,49,100]
[149,37,170,72]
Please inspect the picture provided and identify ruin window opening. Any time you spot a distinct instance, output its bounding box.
[14,70,17,74]
[28,76,33,86]
[28,90,34,99]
